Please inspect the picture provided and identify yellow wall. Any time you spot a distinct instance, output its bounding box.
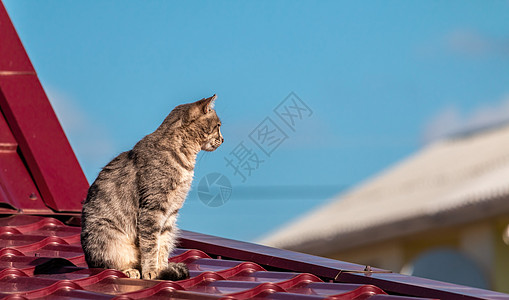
[327,217,509,293]
[494,219,509,293]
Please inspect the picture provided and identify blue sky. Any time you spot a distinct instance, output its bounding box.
[4,1,509,242]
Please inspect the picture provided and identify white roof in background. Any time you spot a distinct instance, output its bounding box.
[260,124,509,254]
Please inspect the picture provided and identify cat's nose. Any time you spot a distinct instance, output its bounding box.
[221,137,224,143]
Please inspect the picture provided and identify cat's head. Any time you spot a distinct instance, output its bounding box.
[178,94,223,152]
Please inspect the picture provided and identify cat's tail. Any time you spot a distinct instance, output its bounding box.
[158,262,190,281]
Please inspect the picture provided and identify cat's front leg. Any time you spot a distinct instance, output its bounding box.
[138,210,164,280]
[157,226,174,271]
[157,212,179,270]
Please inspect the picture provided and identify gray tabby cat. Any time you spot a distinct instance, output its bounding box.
[81,95,223,280]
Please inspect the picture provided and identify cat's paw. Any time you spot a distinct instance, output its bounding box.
[123,268,140,279]
[174,262,190,279]
[159,262,189,281]
[142,271,158,280]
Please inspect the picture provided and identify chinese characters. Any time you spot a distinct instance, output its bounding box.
[224,92,312,182]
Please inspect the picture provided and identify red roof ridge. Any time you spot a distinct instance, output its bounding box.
[0,0,88,213]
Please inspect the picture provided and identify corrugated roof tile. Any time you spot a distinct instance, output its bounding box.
[0,215,437,300]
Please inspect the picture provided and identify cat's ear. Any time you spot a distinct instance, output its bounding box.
[200,94,217,114]
[186,95,217,123]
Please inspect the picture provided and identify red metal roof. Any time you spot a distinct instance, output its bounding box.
[0,215,451,299]
[1,1,509,299]
[0,215,410,299]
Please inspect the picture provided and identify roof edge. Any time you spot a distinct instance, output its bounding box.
[178,229,508,300]
[278,193,509,254]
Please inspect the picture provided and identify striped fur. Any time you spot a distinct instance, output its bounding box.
[81,95,223,280]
